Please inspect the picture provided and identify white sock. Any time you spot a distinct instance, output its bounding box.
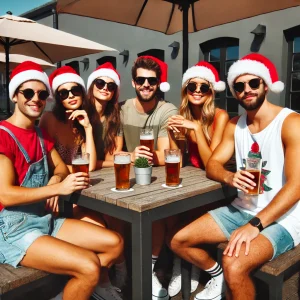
[152,255,158,272]
[205,262,223,282]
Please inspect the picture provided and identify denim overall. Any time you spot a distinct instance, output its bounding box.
[0,126,65,267]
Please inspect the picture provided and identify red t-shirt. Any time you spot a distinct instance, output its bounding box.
[0,121,54,210]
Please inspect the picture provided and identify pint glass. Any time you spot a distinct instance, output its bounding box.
[245,158,262,195]
[114,153,131,190]
[140,128,154,152]
[174,129,186,167]
[72,153,90,173]
[165,149,181,187]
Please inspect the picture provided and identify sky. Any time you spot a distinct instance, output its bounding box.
[0,0,51,16]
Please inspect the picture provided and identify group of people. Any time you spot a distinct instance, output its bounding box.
[0,52,299,300]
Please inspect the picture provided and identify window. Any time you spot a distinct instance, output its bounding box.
[284,25,300,112]
[65,61,80,75]
[200,37,239,118]
[96,56,117,69]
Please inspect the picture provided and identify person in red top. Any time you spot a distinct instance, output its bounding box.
[167,61,229,297]
[0,61,123,300]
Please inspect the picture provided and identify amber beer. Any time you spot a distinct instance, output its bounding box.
[114,153,131,190]
[165,149,181,187]
[140,128,154,152]
[245,158,261,195]
[72,153,89,174]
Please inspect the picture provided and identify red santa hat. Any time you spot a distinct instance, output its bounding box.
[49,66,85,93]
[9,61,50,100]
[182,61,225,92]
[227,53,284,96]
[87,62,120,91]
[137,56,170,92]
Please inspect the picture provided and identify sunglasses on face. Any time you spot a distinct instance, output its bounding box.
[186,82,210,94]
[18,89,49,101]
[94,79,117,92]
[134,76,159,86]
[58,85,83,101]
[233,78,262,93]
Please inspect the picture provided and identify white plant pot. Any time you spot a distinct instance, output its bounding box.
[134,166,152,185]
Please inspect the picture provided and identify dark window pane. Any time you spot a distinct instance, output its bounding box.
[209,48,220,61]
[294,37,300,53]
[226,98,239,113]
[226,84,233,97]
[209,61,220,74]
[293,53,300,71]
[65,61,80,75]
[214,98,221,108]
[96,56,117,68]
[225,61,234,74]
[290,93,300,111]
[291,73,300,91]
[226,46,239,60]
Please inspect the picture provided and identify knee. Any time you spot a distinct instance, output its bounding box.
[78,253,101,287]
[104,231,124,267]
[167,228,189,253]
[222,256,249,286]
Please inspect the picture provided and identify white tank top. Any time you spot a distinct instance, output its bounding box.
[232,108,300,245]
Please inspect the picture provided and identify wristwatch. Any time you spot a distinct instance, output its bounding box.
[249,217,264,232]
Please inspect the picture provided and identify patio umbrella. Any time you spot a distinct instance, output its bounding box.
[57,0,299,72]
[0,13,117,114]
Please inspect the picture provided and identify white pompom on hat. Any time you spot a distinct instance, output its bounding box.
[136,55,170,92]
[227,53,284,96]
[182,61,225,92]
[9,60,51,100]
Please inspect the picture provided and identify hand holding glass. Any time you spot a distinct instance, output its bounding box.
[245,158,261,195]
[140,128,154,153]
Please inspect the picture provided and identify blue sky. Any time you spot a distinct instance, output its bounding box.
[0,0,51,16]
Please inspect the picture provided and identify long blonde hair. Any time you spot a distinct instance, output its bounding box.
[179,79,216,142]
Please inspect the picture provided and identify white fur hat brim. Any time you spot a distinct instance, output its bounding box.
[87,68,120,91]
[52,73,85,93]
[9,70,51,101]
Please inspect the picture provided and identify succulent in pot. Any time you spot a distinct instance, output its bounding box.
[134,157,152,185]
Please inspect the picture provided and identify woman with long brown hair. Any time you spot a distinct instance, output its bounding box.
[167,61,229,297]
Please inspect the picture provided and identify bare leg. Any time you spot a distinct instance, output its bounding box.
[222,235,273,300]
[73,205,106,227]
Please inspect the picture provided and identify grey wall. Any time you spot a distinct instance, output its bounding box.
[39,6,300,109]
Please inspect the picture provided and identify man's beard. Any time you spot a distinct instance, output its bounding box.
[135,88,158,103]
[239,90,266,111]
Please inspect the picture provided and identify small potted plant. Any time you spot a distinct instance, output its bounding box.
[134,157,152,185]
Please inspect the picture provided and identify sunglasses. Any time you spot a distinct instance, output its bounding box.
[186,82,210,94]
[135,77,159,86]
[58,86,83,101]
[94,79,117,92]
[233,78,262,93]
[18,89,49,101]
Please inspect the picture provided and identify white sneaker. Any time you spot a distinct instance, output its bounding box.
[50,291,63,300]
[92,285,123,300]
[152,272,169,300]
[194,277,225,300]
[168,256,181,297]
[191,265,200,293]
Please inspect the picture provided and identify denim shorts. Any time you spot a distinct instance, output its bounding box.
[209,205,294,260]
[0,212,65,267]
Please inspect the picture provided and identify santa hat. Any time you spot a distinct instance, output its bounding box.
[9,61,50,100]
[49,66,85,93]
[227,53,284,96]
[137,56,170,92]
[87,62,120,91]
[182,61,225,92]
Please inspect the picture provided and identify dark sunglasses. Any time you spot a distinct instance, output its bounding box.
[135,76,159,86]
[233,78,262,93]
[58,85,83,101]
[94,79,117,92]
[18,89,49,101]
[186,82,210,94]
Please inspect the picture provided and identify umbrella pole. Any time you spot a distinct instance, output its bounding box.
[4,38,11,116]
[182,1,189,74]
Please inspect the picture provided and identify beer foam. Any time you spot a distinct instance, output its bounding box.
[140,134,154,140]
[165,156,180,163]
[114,155,131,164]
[72,158,89,165]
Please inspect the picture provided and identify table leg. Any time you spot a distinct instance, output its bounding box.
[181,259,192,300]
[131,212,152,300]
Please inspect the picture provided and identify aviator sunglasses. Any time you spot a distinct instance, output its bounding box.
[186,82,210,94]
[94,79,117,92]
[233,78,262,93]
[18,89,49,101]
[135,76,159,86]
[58,85,83,101]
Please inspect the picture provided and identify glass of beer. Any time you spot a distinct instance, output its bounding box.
[140,128,154,153]
[245,158,262,195]
[174,129,186,167]
[165,149,181,187]
[72,153,90,174]
[114,153,131,190]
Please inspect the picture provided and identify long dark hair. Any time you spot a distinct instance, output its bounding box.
[84,81,121,154]
[52,84,86,146]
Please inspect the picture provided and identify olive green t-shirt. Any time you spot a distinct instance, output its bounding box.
[119,98,178,152]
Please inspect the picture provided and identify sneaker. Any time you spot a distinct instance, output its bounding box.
[92,285,123,300]
[191,265,200,293]
[194,277,225,300]
[152,272,169,300]
[50,292,63,300]
[168,256,181,297]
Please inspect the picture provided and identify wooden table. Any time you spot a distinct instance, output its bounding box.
[63,165,236,300]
